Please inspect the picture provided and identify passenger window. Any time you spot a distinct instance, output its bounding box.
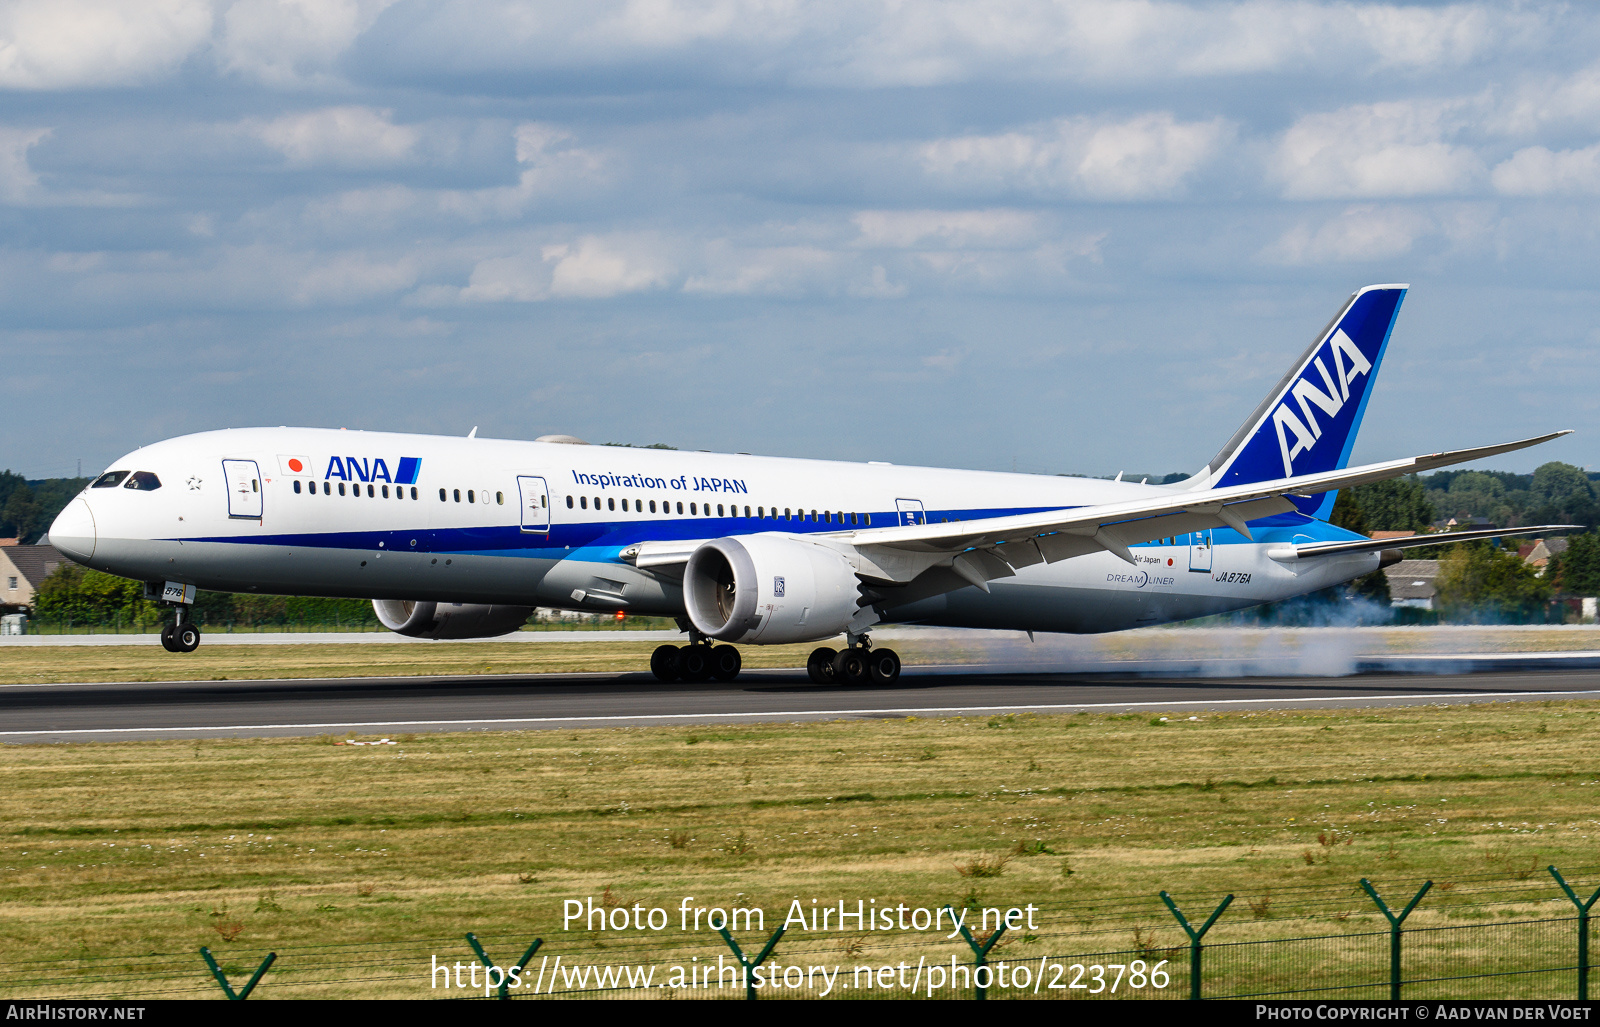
[339,483,347,496]
[439,488,446,501]
[294,480,302,494]
[496,492,504,505]
[607,497,615,511]
[784,508,791,518]
[593,496,600,509]
[381,485,389,498]
[467,490,475,503]
[676,502,683,514]
[636,499,642,512]
[454,489,461,502]
[757,506,763,517]
[92,471,129,488]
[324,482,331,495]
[745,506,751,517]
[690,503,697,515]
[368,484,375,497]
[649,500,656,513]
[567,495,574,508]
[865,513,871,525]
[411,487,418,499]
[581,496,588,509]
[717,504,724,516]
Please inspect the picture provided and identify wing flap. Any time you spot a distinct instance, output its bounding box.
[1283,524,1582,560]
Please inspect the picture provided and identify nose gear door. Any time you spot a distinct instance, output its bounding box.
[517,475,550,533]
[222,460,263,519]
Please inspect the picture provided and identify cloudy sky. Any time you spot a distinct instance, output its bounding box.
[4,0,1598,480]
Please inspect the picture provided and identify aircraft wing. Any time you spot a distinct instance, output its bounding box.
[1281,524,1582,560]
[822,431,1569,589]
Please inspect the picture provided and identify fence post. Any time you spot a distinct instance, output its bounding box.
[1360,878,1431,1001]
[716,923,787,1000]
[1550,866,1600,1000]
[1160,891,1233,1000]
[199,946,276,1000]
[946,905,1008,1000]
[465,932,543,1000]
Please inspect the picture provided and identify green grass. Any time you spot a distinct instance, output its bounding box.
[2,700,1600,998]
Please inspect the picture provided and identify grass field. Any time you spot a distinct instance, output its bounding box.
[2,700,1599,998]
[3,624,1600,685]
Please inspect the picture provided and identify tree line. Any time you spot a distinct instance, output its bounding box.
[0,472,89,544]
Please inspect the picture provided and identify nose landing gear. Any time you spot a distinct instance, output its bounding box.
[158,604,201,653]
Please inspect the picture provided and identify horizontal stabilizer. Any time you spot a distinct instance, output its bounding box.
[1284,524,1584,560]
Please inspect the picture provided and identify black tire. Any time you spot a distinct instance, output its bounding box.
[834,647,869,685]
[159,623,179,653]
[678,645,713,682]
[174,623,201,653]
[867,647,901,684]
[807,647,837,684]
[710,645,742,681]
[650,644,680,682]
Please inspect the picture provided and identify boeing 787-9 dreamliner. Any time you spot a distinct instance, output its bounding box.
[47,285,1574,684]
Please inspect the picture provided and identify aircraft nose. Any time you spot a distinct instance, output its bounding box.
[49,498,96,563]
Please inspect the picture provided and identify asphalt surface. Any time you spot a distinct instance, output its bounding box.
[4,659,1600,742]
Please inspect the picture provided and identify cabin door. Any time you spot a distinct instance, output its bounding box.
[222,460,263,520]
[518,476,550,533]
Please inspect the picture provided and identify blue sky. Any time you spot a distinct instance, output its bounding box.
[4,0,1598,480]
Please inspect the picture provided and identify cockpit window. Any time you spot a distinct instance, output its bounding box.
[123,471,161,491]
[92,471,129,489]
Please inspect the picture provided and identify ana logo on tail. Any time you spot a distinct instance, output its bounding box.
[1271,328,1373,477]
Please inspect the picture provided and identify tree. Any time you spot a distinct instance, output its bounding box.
[1548,532,1600,597]
[1532,462,1593,505]
[1434,542,1553,621]
[1343,476,1434,532]
[1,485,43,541]
[1330,489,1390,603]
[32,564,154,624]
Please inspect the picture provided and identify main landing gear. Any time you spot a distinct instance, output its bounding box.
[807,639,900,685]
[159,605,201,653]
[651,641,742,682]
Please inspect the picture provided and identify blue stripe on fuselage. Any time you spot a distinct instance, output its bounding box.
[171,504,1364,559]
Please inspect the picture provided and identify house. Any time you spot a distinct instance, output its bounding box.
[1385,559,1439,610]
[1519,537,1568,571]
[0,544,63,612]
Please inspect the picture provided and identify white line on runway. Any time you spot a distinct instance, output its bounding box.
[5,689,1600,737]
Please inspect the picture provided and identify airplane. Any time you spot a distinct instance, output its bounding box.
[46,284,1575,684]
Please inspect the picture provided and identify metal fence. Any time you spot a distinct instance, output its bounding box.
[2,867,1593,1001]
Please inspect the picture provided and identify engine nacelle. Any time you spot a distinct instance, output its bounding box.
[372,600,533,640]
[684,535,860,645]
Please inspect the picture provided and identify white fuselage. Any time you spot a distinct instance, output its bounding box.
[50,427,1377,636]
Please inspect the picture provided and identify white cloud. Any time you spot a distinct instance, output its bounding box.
[1492,145,1600,196]
[460,235,673,301]
[920,113,1230,199]
[355,1,1532,89]
[438,123,609,221]
[1262,204,1434,264]
[251,106,419,168]
[219,0,397,86]
[0,127,49,203]
[852,209,1038,248]
[1272,101,1486,199]
[0,0,211,89]
[682,243,839,297]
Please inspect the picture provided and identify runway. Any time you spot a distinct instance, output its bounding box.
[4,658,1600,743]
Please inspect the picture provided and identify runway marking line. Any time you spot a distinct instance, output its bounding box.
[5,688,1600,737]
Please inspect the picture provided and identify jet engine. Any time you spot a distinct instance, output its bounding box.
[683,534,861,645]
[372,600,533,639]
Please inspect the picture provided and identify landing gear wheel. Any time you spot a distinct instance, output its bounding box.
[678,644,713,682]
[650,644,681,682]
[710,645,742,681]
[807,647,838,684]
[173,622,201,653]
[159,623,179,652]
[867,647,901,684]
[833,647,869,685]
